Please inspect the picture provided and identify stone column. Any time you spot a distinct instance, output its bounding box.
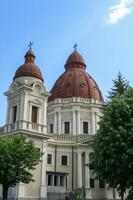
[54,112,57,134]
[52,175,54,186]
[43,100,47,126]
[58,112,62,134]
[77,110,81,135]
[58,176,60,187]
[19,92,24,121]
[9,107,13,124]
[29,103,32,122]
[85,153,90,188]
[19,93,25,130]
[91,111,95,135]
[28,103,32,131]
[95,112,99,131]
[6,97,10,124]
[38,107,41,124]
[23,93,27,121]
[77,152,82,187]
[40,140,47,199]
[66,174,69,189]
[72,110,76,135]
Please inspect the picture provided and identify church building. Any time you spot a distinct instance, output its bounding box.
[0,45,117,200]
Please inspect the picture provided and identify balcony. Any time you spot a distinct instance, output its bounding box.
[52,134,92,143]
[4,120,46,134]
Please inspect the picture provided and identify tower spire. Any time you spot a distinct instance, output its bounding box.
[24,42,35,63]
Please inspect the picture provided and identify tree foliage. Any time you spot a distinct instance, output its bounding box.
[74,187,86,200]
[108,72,129,101]
[0,134,43,200]
[91,88,133,200]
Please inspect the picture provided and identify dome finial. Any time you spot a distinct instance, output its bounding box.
[73,43,78,51]
[24,41,35,63]
[28,41,33,50]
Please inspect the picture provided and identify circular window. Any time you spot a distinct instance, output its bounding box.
[80,83,86,88]
[93,86,97,90]
[66,83,71,87]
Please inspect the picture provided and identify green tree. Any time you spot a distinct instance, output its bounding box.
[91,88,133,200]
[74,187,86,200]
[126,189,133,200]
[0,134,43,200]
[108,72,129,101]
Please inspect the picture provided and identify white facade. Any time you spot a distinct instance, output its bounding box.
[0,49,119,200]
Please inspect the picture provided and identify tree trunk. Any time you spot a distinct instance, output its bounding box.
[112,188,116,200]
[3,185,9,200]
[120,192,124,200]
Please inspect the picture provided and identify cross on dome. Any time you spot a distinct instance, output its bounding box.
[73,43,78,51]
[24,41,36,64]
[28,41,33,50]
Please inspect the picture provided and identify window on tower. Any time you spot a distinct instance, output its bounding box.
[12,105,17,123]
[64,122,70,134]
[31,106,38,123]
[50,124,53,133]
[83,122,88,134]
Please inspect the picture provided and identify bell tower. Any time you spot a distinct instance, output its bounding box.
[4,46,50,135]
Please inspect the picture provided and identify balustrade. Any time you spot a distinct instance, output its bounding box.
[53,134,91,143]
[4,120,45,134]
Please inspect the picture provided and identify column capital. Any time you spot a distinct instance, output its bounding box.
[77,150,83,155]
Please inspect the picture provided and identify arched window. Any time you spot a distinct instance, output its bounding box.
[31,106,38,123]
[12,105,17,123]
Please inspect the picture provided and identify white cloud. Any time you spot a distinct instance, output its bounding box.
[106,0,133,25]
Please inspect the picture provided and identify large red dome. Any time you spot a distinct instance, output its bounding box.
[13,49,44,82]
[48,50,104,102]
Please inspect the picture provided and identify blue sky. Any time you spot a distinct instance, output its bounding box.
[0,0,133,126]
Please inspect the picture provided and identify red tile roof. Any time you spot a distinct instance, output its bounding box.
[13,49,44,82]
[48,51,103,102]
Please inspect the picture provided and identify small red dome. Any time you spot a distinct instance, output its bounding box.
[65,51,86,70]
[48,51,103,102]
[13,49,44,82]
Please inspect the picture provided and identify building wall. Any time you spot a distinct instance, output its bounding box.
[1,74,120,200]
[47,97,103,136]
